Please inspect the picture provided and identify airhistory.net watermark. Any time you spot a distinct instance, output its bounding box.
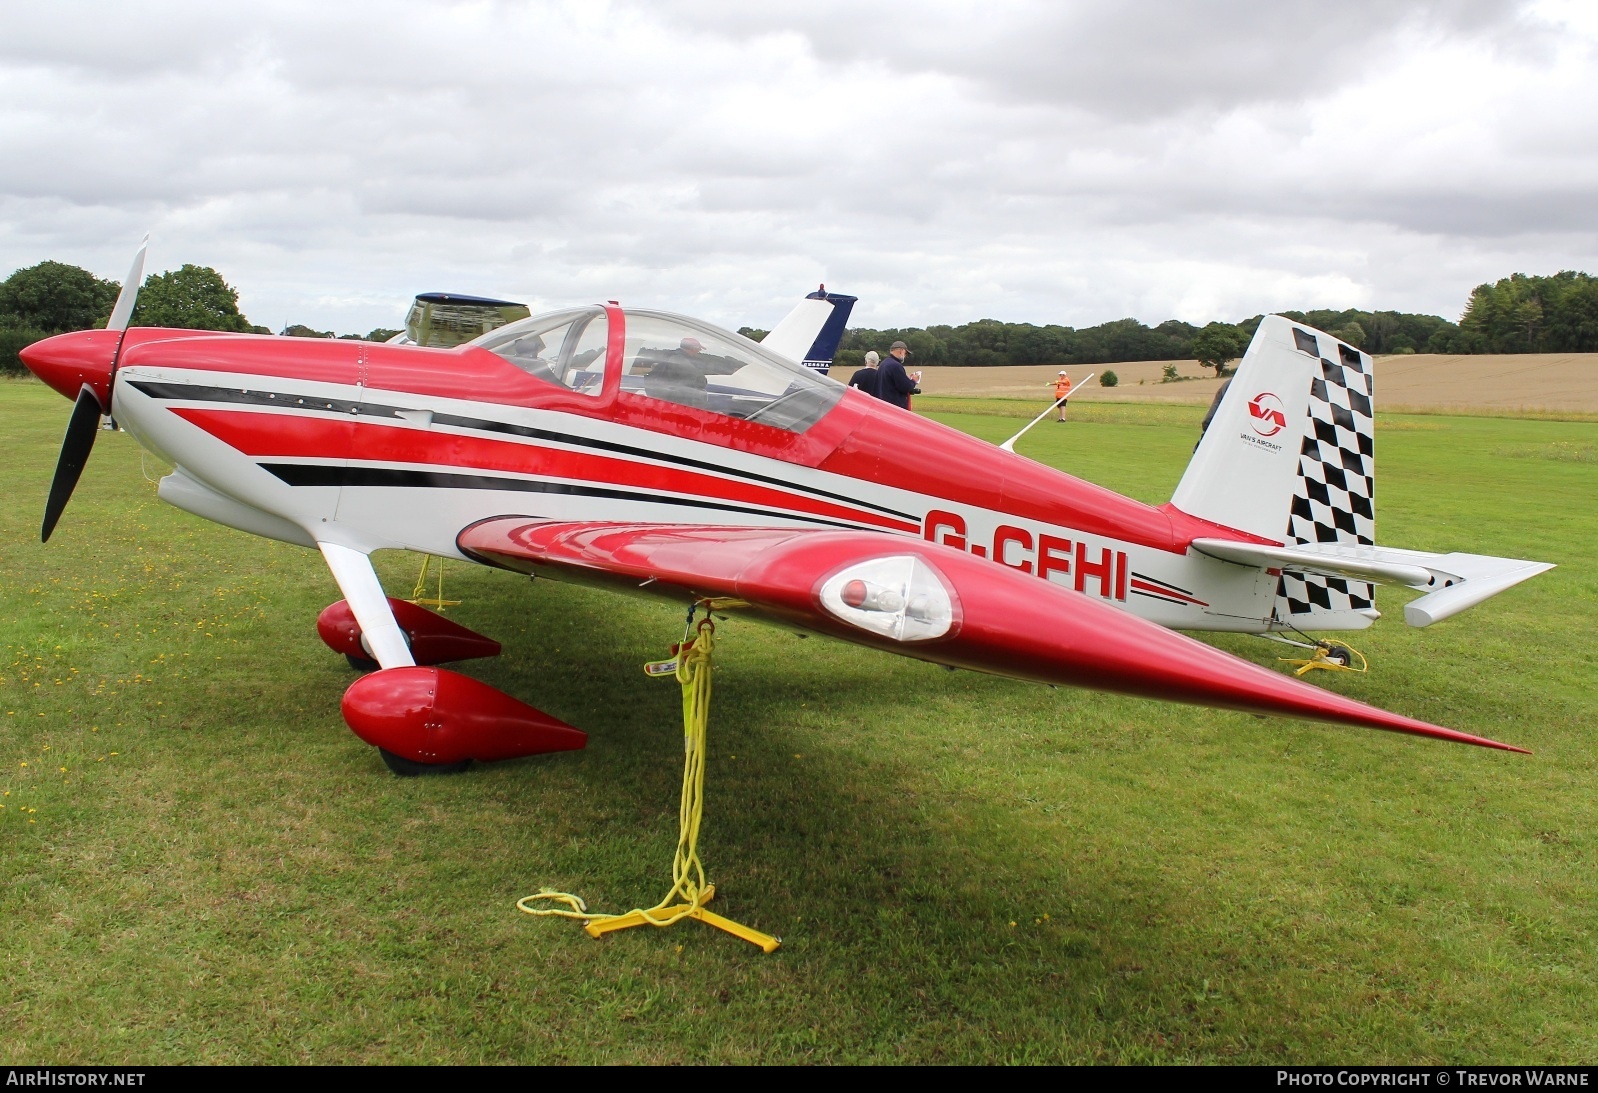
[5,1073,145,1087]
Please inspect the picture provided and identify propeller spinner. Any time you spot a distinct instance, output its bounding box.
[22,234,148,542]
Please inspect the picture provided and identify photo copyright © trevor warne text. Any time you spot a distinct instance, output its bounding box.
[1278,1072,1590,1087]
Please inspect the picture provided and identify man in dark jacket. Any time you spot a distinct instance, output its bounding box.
[876,340,919,409]
[645,336,710,409]
[848,350,881,398]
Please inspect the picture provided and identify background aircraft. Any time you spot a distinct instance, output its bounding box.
[395,292,533,348]
[22,243,1549,772]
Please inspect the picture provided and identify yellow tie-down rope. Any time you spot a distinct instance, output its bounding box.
[518,613,780,953]
[1278,638,1367,677]
[408,553,461,611]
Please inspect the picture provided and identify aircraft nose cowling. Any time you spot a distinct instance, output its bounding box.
[19,329,120,408]
[341,666,586,765]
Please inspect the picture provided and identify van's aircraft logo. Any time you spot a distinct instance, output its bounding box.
[1248,392,1288,437]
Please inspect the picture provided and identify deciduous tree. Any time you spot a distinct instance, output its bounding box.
[1331,321,1366,349]
[131,265,254,332]
[0,261,120,333]
[1191,323,1244,376]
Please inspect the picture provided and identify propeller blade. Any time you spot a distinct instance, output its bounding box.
[105,233,149,333]
[41,385,105,543]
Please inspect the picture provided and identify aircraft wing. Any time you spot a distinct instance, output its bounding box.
[1189,538,1554,627]
[458,518,1524,751]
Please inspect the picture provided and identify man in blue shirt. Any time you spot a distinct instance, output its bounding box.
[876,340,919,409]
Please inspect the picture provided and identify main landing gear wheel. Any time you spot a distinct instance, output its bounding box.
[346,653,380,673]
[379,749,472,777]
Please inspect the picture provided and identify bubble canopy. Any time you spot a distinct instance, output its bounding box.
[471,306,845,433]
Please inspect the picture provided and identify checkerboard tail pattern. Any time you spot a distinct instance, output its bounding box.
[1275,335,1376,622]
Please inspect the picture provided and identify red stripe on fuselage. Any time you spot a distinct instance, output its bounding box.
[1129,578,1208,607]
[170,406,919,533]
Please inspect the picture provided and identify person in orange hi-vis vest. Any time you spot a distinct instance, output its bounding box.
[1050,370,1073,422]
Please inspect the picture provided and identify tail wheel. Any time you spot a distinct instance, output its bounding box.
[1322,645,1352,667]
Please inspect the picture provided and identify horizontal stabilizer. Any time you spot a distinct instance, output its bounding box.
[1191,538,1552,627]
[458,517,1526,752]
[1192,539,1432,585]
[1400,556,1555,626]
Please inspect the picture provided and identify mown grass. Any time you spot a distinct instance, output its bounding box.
[2,377,1595,1064]
[917,395,1207,427]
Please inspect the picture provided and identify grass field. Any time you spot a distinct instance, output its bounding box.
[2,378,1595,1064]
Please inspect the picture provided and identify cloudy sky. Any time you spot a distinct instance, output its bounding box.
[2,0,1595,335]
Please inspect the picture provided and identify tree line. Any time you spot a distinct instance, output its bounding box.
[0,260,397,374]
[6,257,1597,377]
[822,274,1598,369]
[825,308,1464,373]
[0,260,259,375]
[1445,271,1598,354]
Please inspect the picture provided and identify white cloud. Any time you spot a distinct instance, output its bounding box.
[1,0,1595,335]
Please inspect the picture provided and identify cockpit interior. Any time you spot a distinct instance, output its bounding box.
[473,306,844,432]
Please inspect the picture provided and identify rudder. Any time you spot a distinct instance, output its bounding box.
[800,286,857,376]
[1172,316,1379,630]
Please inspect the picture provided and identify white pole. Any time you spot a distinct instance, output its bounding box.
[999,372,1094,453]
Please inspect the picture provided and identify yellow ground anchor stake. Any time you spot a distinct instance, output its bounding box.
[1279,638,1367,677]
[517,614,781,953]
[408,554,460,611]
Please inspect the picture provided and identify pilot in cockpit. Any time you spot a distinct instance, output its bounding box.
[505,333,560,384]
[507,333,546,362]
[644,336,711,409]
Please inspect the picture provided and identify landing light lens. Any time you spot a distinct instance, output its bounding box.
[819,556,955,642]
[841,579,868,608]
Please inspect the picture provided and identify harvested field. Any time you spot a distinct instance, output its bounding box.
[916,353,1598,416]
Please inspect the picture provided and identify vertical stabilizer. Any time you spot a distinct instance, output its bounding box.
[1171,316,1378,628]
[800,286,857,376]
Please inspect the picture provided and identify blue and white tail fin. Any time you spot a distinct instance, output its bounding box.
[1172,316,1551,630]
[798,286,857,376]
[760,285,857,375]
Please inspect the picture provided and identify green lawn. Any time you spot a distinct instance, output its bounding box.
[2,378,1594,1063]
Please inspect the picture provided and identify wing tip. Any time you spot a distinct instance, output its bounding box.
[1400,722,1529,755]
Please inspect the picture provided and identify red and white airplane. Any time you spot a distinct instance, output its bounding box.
[23,240,1552,770]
